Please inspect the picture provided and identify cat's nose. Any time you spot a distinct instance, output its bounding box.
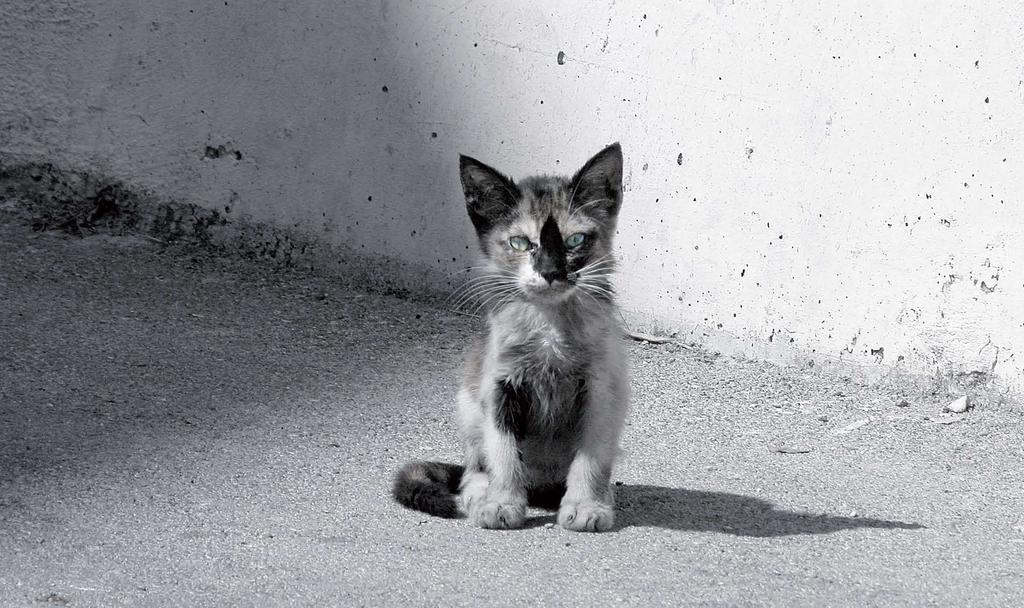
[540,270,566,284]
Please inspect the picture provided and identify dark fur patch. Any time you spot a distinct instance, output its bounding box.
[573,374,589,413]
[535,215,567,283]
[528,483,567,510]
[392,461,464,518]
[495,378,533,440]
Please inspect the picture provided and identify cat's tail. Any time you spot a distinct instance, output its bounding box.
[391,461,464,519]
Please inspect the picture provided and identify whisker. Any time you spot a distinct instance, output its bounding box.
[578,287,615,305]
[448,284,515,312]
[575,285,604,307]
[446,278,515,308]
[578,280,616,299]
[471,287,520,315]
[579,267,615,276]
[578,277,613,288]
[575,253,616,269]
[576,260,617,276]
[577,273,615,284]
[446,272,517,296]
[450,283,515,311]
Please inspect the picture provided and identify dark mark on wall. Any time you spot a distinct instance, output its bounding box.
[557,50,566,65]
[980,281,997,293]
[676,153,683,165]
[745,147,754,159]
[984,96,989,103]
[870,347,885,363]
[382,85,389,92]
[203,144,242,161]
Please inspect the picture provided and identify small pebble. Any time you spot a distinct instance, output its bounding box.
[544,522,554,529]
[944,395,970,413]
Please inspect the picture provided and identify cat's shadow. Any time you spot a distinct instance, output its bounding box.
[525,484,924,536]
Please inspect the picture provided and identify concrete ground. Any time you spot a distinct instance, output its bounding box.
[1,214,1022,607]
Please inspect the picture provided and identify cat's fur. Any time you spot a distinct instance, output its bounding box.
[392,143,630,532]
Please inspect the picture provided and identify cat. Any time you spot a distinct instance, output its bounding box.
[392,143,630,532]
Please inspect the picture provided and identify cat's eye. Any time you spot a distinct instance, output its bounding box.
[564,233,588,249]
[509,236,532,251]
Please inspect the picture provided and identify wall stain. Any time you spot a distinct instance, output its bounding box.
[203,144,243,161]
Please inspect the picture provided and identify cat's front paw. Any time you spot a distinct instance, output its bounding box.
[558,501,615,532]
[472,501,526,530]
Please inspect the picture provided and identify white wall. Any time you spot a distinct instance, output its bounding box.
[2,1,1022,391]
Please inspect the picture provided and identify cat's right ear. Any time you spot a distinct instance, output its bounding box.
[459,155,521,235]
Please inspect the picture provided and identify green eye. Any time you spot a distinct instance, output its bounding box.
[564,233,587,249]
[509,236,532,251]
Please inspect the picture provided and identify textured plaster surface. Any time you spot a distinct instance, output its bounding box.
[1,1,1022,389]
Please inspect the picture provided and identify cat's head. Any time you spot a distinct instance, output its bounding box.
[459,143,623,306]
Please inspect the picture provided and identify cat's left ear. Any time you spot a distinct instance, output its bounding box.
[569,142,623,221]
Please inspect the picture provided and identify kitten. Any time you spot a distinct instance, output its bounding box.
[392,143,630,532]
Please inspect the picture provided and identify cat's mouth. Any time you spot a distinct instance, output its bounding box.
[521,277,577,303]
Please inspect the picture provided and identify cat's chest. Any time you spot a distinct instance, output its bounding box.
[498,320,584,371]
